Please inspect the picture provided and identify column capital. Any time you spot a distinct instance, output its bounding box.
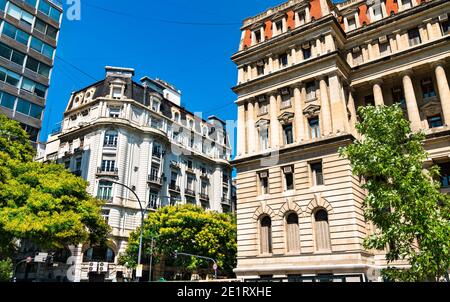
[399,69,414,78]
[431,60,446,69]
[392,29,402,35]
[370,78,384,86]
[267,90,278,97]
[289,82,303,89]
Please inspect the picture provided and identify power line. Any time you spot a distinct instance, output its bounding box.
[85,2,241,26]
[55,55,98,81]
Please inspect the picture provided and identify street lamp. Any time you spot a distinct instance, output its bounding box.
[98,178,146,282]
[174,250,218,279]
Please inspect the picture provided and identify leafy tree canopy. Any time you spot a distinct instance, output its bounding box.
[0,114,110,259]
[120,205,237,277]
[339,105,450,282]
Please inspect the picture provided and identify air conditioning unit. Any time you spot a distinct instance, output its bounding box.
[378,35,388,44]
[352,46,361,53]
[283,166,293,173]
[256,60,265,67]
[88,262,98,273]
[438,14,448,22]
[302,42,311,49]
[281,88,290,95]
[257,95,266,102]
[98,262,109,273]
[259,171,268,178]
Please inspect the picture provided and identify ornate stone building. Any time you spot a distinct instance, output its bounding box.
[231,0,449,281]
[41,66,233,282]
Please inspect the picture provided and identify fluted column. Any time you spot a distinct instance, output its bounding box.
[434,62,450,126]
[292,84,305,142]
[372,80,385,106]
[269,92,280,148]
[237,103,246,156]
[347,88,358,132]
[401,71,422,131]
[319,77,332,135]
[247,99,256,154]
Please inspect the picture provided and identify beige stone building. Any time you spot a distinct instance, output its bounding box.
[231,0,449,281]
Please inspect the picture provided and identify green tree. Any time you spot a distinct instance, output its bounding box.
[339,105,450,282]
[0,259,12,282]
[0,114,110,274]
[119,204,237,278]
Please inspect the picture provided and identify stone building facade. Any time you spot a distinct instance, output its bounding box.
[231,0,449,281]
[41,66,233,282]
[0,0,62,144]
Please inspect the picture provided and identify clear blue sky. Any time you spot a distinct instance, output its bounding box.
[42,0,287,144]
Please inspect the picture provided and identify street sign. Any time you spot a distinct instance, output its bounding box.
[34,253,48,263]
[136,264,143,278]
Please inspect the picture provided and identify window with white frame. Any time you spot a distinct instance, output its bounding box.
[259,127,269,151]
[306,81,316,101]
[7,3,34,26]
[401,0,412,10]
[372,4,383,21]
[259,171,269,195]
[112,86,122,99]
[347,16,357,31]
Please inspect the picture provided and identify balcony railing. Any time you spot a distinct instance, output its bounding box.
[199,193,209,201]
[104,143,118,148]
[148,175,162,185]
[169,183,181,192]
[185,188,196,197]
[97,196,113,204]
[72,170,82,177]
[96,167,119,177]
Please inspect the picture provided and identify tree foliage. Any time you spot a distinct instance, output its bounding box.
[339,105,450,281]
[119,205,237,277]
[0,259,12,282]
[0,114,110,261]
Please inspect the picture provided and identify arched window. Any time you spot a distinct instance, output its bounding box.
[83,246,115,263]
[314,209,331,251]
[260,216,272,254]
[286,213,300,253]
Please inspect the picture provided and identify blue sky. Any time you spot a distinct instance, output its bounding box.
[43,0,287,144]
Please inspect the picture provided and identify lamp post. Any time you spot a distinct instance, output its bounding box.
[174,251,218,279]
[98,179,146,282]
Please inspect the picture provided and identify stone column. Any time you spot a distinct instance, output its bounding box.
[290,46,297,65]
[319,77,333,135]
[237,103,246,156]
[269,92,280,148]
[394,30,403,51]
[325,34,335,52]
[434,62,450,126]
[401,71,422,131]
[292,84,305,142]
[372,80,385,106]
[347,88,358,131]
[247,99,256,154]
[267,55,274,73]
[328,74,349,133]
[260,27,265,42]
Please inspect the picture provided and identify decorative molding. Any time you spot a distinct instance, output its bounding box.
[253,200,276,221]
[303,104,321,118]
[305,193,334,216]
[278,198,303,218]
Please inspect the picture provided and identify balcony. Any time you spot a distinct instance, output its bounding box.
[96,167,119,178]
[199,193,209,201]
[169,183,181,192]
[97,196,113,204]
[72,170,82,177]
[185,188,196,197]
[221,197,231,205]
[103,143,118,149]
[148,175,162,186]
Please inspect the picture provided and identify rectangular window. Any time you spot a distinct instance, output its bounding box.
[309,118,320,139]
[109,107,121,118]
[101,209,110,224]
[306,81,316,101]
[401,0,412,10]
[26,57,51,77]
[302,46,311,60]
[97,181,113,201]
[441,20,449,35]
[279,53,288,67]
[259,171,269,195]
[408,28,421,47]
[0,66,20,87]
[38,0,61,21]
[101,160,116,172]
[311,162,324,186]
[20,123,39,142]
[275,20,283,34]
[0,91,16,110]
[7,3,34,26]
[421,78,436,99]
[30,37,55,59]
[281,89,291,108]
[372,5,383,21]
[364,95,375,106]
[438,162,450,188]
[257,64,264,76]
[15,99,43,120]
[104,132,118,147]
[283,124,294,145]
[283,166,294,191]
[75,157,82,172]
[392,87,406,106]
[428,115,443,128]
[347,17,356,31]
[34,18,58,39]
[151,99,160,112]
[352,49,363,65]
[21,78,47,98]
[149,190,159,209]
[297,11,306,25]
[259,127,269,151]
[254,30,261,43]
[2,22,30,45]
[0,42,25,65]
[258,102,268,115]
[170,171,178,188]
[0,0,6,10]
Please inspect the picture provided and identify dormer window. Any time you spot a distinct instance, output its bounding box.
[112,86,122,99]
[254,30,262,43]
[275,20,283,35]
